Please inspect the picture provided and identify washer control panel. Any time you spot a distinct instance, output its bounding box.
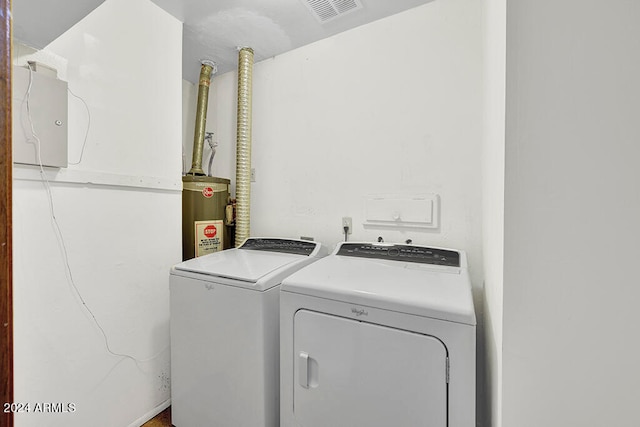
[240,238,317,256]
[337,243,460,267]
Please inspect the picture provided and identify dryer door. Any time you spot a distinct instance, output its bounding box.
[293,310,448,427]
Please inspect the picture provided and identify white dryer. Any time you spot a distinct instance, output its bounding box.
[170,238,326,427]
[280,242,476,427]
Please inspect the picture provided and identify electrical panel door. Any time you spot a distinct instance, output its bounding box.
[12,65,68,168]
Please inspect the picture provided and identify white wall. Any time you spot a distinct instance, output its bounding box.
[182,79,197,175]
[211,0,483,278]
[503,1,640,425]
[12,0,182,426]
[481,0,505,426]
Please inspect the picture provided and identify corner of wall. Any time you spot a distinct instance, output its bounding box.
[481,0,506,425]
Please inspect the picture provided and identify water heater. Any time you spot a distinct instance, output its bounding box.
[182,175,230,260]
[182,60,231,260]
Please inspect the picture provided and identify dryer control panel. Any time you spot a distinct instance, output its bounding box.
[337,243,460,267]
[240,238,318,256]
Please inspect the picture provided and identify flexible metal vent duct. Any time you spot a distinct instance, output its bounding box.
[234,47,254,247]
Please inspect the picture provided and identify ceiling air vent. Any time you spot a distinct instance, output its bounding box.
[303,0,363,23]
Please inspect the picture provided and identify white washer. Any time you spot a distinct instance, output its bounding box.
[280,242,476,427]
[170,238,326,427]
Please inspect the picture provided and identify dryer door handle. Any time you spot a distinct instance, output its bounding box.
[299,351,309,389]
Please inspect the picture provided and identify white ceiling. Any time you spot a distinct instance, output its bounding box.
[13,0,432,83]
[12,0,106,49]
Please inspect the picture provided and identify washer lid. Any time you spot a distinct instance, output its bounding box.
[281,253,476,325]
[173,238,325,289]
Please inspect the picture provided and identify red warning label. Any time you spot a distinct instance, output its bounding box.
[195,220,223,256]
[204,225,217,238]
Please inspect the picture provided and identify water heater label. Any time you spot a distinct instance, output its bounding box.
[194,220,223,256]
[202,187,214,198]
[183,182,228,193]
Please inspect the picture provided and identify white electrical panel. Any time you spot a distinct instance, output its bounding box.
[12,65,68,168]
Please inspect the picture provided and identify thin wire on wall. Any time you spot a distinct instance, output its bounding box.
[66,86,91,165]
[24,65,166,370]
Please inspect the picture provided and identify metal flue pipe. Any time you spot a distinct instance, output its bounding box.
[187,60,217,176]
[234,47,254,247]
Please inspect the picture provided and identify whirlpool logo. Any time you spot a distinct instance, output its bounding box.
[351,307,368,317]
